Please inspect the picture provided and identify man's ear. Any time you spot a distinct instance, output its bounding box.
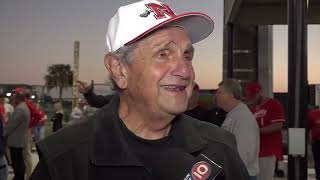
[104,54,128,89]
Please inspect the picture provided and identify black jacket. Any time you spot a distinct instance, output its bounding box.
[83,90,113,108]
[184,105,210,122]
[31,96,248,180]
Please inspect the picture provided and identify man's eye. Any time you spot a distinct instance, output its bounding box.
[156,50,169,58]
[184,53,193,61]
[184,54,193,62]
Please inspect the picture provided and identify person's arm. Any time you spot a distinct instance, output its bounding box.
[233,118,259,169]
[77,80,112,108]
[260,122,283,134]
[260,99,285,135]
[83,91,113,108]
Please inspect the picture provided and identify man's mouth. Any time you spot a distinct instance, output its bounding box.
[161,85,187,92]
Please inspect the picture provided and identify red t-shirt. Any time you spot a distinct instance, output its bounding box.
[308,109,320,142]
[38,110,46,126]
[251,98,285,160]
[0,103,5,127]
[25,99,42,128]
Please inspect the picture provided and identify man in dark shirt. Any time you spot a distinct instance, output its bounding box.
[184,83,209,121]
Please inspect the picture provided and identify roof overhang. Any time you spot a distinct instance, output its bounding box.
[224,0,320,25]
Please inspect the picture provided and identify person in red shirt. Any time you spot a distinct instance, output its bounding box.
[308,107,320,180]
[0,94,6,127]
[33,104,46,142]
[245,82,285,180]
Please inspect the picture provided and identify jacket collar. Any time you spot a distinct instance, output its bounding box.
[89,95,207,166]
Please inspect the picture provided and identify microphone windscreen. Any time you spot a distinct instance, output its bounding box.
[153,148,222,180]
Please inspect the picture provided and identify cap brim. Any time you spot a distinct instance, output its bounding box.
[125,12,214,46]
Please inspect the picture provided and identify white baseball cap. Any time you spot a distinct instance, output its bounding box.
[106,0,214,52]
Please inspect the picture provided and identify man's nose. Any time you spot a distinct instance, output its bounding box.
[171,56,193,79]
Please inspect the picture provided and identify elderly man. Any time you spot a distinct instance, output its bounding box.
[5,89,30,180]
[30,1,248,180]
[215,79,260,180]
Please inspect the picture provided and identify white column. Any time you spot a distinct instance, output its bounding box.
[258,25,273,97]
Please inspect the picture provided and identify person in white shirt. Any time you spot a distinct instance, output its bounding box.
[69,98,87,125]
[215,79,260,180]
[4,98,14,123]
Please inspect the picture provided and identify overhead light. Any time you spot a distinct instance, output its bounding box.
[6,92,11,97]
[31,95,36,99]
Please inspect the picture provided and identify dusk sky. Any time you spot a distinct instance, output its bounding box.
[0,0,319,92]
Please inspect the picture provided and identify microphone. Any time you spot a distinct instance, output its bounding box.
[188,153,223,180]
[153,148,222,180]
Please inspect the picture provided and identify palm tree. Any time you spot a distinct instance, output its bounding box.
[44,64,73,101]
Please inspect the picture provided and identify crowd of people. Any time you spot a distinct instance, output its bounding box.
[0,88,95,180]
[1,80,318,180]
[73,79,288,180]
[0,88,44,180]
[0,0,319,180]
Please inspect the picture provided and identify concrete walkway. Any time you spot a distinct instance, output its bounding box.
[8,152,38,180]
[274,168,316,180]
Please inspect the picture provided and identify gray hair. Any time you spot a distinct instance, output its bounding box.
[107,43,138,91]
[218,79,242,100]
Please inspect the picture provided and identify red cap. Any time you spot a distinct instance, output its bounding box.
[13,87,26,94]
[245,82,261,101]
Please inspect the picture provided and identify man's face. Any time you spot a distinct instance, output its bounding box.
[11,94,18,105]
[246,93,261,106]
[124,26,195,116]
[215,85,232,109]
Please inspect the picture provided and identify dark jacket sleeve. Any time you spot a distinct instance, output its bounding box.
[83,90,113,108]
[221,144,249,180]
[30,159,51,180]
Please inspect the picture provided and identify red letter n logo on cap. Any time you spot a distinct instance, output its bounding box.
[145,3,175,19]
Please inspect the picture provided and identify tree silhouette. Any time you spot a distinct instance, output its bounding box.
[44,64,73,101]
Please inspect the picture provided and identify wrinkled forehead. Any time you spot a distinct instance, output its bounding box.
[136,26,192,48]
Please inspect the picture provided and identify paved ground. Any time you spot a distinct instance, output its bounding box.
[8,151,38,180]
[274,169,316,180]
